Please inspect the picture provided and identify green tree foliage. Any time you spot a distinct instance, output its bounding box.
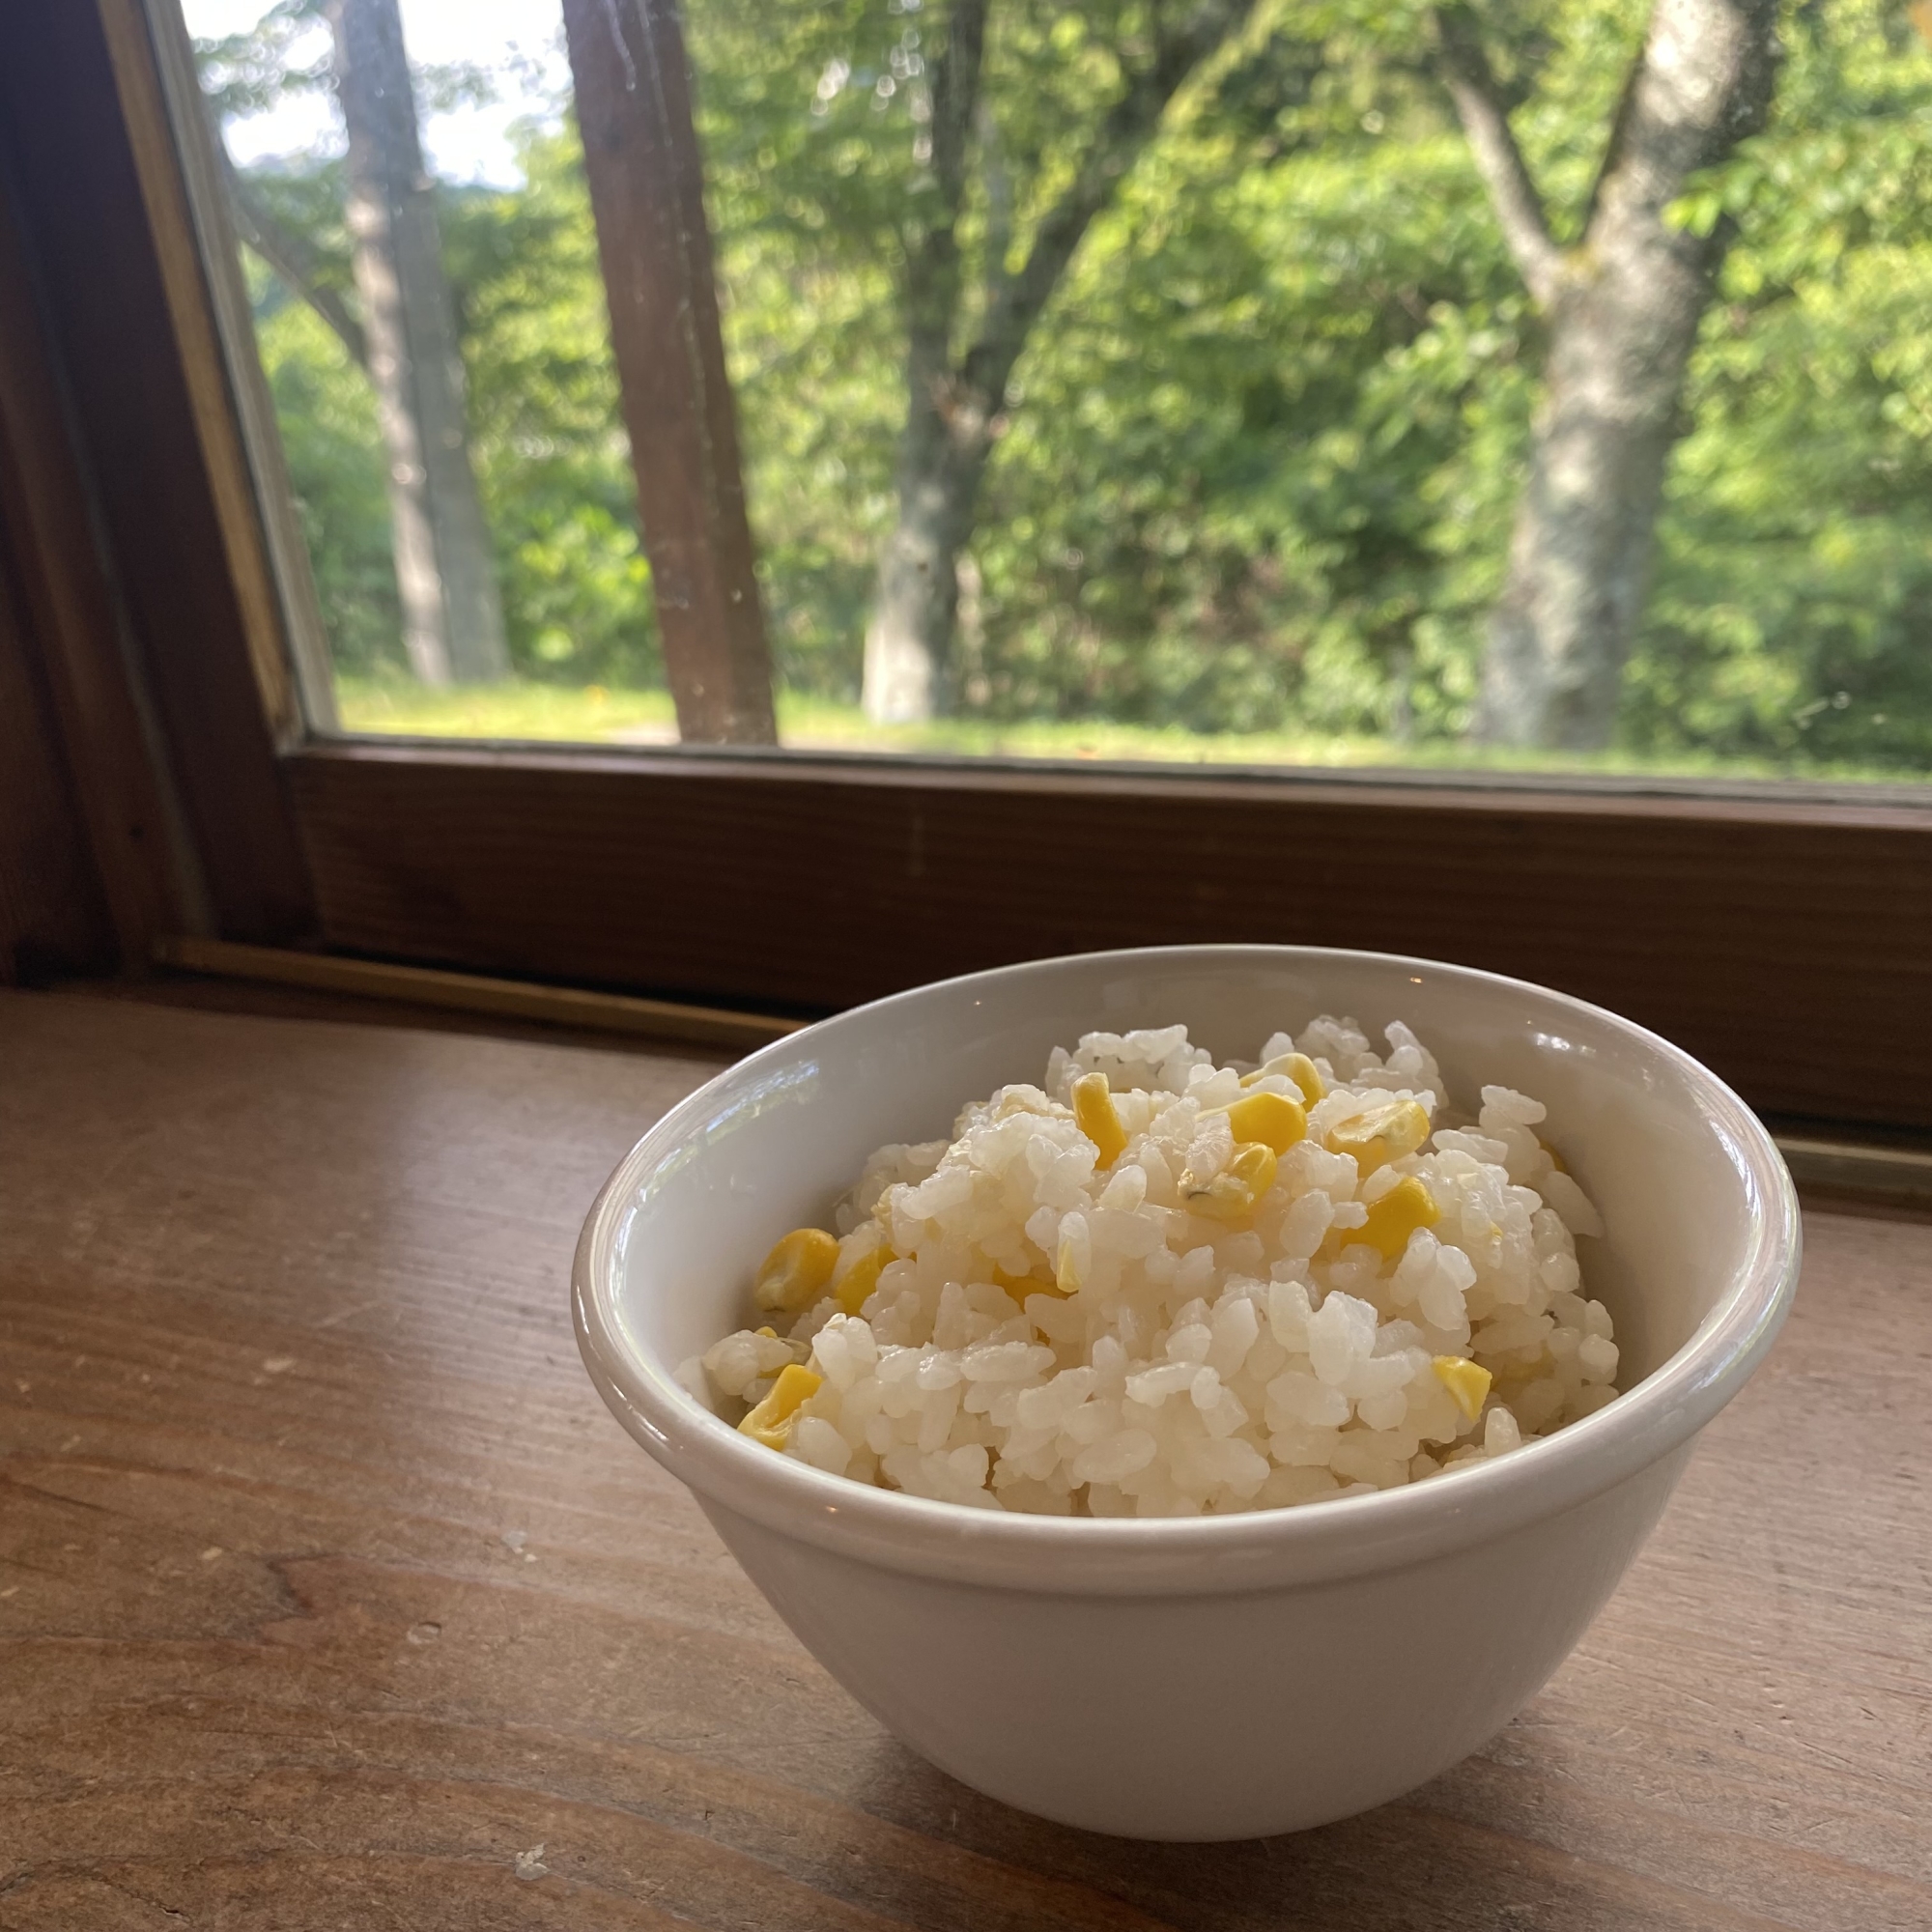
[241,185,400,674]
[242,125,659,684]
[444,128,657,687]
[1632,0,1932,768]
[213,0,1932,772]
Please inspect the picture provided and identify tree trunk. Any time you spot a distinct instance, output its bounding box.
[327,0,509,688]
[1477,278,1690,751]
[861,0,1257,725]
[864,388,988,724]
[1453,0,1779,750]
[222,154,369,372]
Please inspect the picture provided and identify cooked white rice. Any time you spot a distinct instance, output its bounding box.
[684,1018,1618,1517]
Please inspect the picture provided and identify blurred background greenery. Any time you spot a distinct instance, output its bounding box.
[194,0,1932,776]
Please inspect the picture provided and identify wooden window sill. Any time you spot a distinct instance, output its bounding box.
[1,987,1925,1925]
[284,740,1932,1130]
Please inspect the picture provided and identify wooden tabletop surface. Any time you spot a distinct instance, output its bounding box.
[1,990,1926,1932]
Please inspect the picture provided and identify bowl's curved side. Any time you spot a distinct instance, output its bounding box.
[573,944,1801,1598]
[696,1444,1694,1840]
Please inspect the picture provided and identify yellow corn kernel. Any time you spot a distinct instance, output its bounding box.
[1285,1053,1327,1105]
[1433,1355,1492,1423]
[1071,1070,1128,1169]
[1186,1141,1279,1225]
[994,1264,1070,1301]
[753,1326,777,1339]
[1539,1137,1568,1175]
[833,1244,892,1318]
[1324,1097,1433,1175]
[1342,1174,1442,1260]
[738,1362,823,1449]
[1225,1090,1308,1156]
[753,1227,840,1313]
[1241,1051,1326,1105]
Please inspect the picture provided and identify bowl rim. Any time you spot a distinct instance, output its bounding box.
[573,943,1801,1596]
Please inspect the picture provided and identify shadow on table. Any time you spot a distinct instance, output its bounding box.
[849,1736,1607,1932]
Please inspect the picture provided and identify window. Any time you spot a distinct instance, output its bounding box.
[0,0,1927,1133]
[180,0,1932,785]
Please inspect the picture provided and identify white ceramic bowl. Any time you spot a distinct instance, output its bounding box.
[573,946,1800,1840]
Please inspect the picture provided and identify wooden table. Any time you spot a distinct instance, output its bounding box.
[2,991,1926,1931]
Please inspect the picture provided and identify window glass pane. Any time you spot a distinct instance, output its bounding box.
[179,0,1932,784]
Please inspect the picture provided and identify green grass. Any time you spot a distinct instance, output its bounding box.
[332,676,1929,786]
[336,678,683,742]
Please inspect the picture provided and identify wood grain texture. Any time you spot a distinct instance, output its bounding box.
[1,991,1926,1931]
[0,562,117,983]
[0,2,314,944]
[54,967,771,1060]
[288,741,1932,1129]
[94,0,303,753]
[131,0,341,731]
[151,934,803,1053]
[0,153,191,966]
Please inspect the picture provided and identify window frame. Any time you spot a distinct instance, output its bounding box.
[4,0,1928,1132]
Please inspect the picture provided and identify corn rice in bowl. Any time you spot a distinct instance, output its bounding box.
[574,947,1799,1838]
[690,1018,1620,1518]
